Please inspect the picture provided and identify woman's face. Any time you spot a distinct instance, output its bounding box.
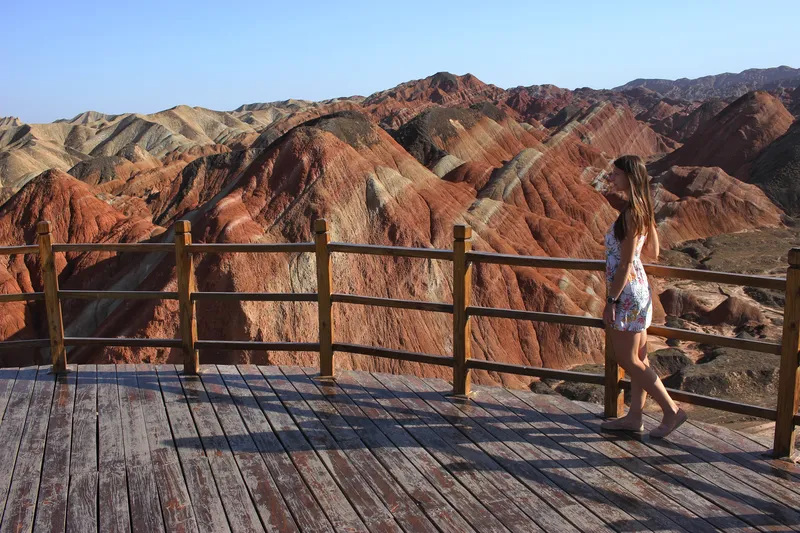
[609,167,628,193]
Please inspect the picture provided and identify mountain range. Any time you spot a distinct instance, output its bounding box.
[0,66,798,390]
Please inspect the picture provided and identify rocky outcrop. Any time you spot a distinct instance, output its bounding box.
[652,166,784,245]
[707,296,766,326]
[651,91,793,179]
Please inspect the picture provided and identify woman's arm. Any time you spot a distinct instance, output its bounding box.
[644,221,660,262]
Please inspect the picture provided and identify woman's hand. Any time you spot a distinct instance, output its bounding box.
[603,302,616,326]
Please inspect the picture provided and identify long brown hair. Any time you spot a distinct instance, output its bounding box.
[612,155,654,242]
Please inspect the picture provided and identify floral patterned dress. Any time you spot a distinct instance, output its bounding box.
[605,222,652,332]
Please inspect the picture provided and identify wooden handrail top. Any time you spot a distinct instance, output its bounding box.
[468,306,604,328]
[467,251,606,271]
[632,383,778,420]
[64,337,183,348]
[468,359,606,384]
[58,290,179,300]
[644,264,786,290]
[329,242,454,261]
[0,245,39,255]
[191,292,318,302]
[194,340,319,351]
[647,325,782,355]
[0,339,51,351]
[187,243,316,254]
[333,343,454,367]
[331,293,453,313]
[0,292,45,303]
[53,243,174,253]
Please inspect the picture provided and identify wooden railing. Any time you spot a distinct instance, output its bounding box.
[1,219,799,459]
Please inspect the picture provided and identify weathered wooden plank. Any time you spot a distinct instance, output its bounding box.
[155,365,230,533]
[0,366,56,533]
[239,365,369,533]
[481,386,754,533]
[279,367,436,532]
[441,384,661,533]
[347,370,530,533]
[529,391,778,533]
[693,422,800,483]
[635,410,800,520]
[70,365,97,476]
[218,366,333,533]
[0,368,19,421]
[263,366,402,532]
[32,367,77,533]
[99,469,130,533]
[116,364,165,533]
[134,365,198,533]
[298,367,476,533]
[66,472,97,533]
[199,366,298,533]
[96,364,130,533]
[126,464,165,533]
[0,367,37,522]
[178,367,265,533]
[418,375,706,533]
[541,394,788,532]
[389,373,618,533]
[642,414,800,499]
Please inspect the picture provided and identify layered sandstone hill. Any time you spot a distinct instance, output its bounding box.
[651,91,794,179]
[1,69,797,384]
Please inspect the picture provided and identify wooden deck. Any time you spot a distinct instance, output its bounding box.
[0,365,799,533]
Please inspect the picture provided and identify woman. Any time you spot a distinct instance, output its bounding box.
[601,155,687,439]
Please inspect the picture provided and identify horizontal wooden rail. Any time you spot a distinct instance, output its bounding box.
[618,380,778,420]
[187,243,315,254]
[53,243,174,253]
[333,342,454,367]
[467,251,606,271]
[467,359,606,384]
[647,325,782,355]
[194,340,319,351]
[329,242,453,261]
[191,292,318,302]
[0,339,51,351]
[468,306,603,328]
[332,293,454,313]
[0,245,39,255]
[63,337,182,348]
[644,264,786,290]
[0,292,45,303]
[58,290,179,300]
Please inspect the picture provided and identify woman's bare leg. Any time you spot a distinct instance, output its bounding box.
[609,329,680,425]
[625,332,649,423]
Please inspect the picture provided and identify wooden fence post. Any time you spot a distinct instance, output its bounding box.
[315,219,334,378]
[37,221,67,373]
[774,248,800,458]
[453,224,473,396]
[604,327,625,418]
[175,220,199,375]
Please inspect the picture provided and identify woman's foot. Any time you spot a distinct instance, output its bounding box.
[601,414,644,432]
[650,408,688,439]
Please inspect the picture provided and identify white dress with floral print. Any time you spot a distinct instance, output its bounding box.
[605,224,652,332]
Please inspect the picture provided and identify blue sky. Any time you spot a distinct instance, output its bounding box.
[2,0,798,123]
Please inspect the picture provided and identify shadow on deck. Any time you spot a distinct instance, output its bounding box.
[0,364,799,533]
